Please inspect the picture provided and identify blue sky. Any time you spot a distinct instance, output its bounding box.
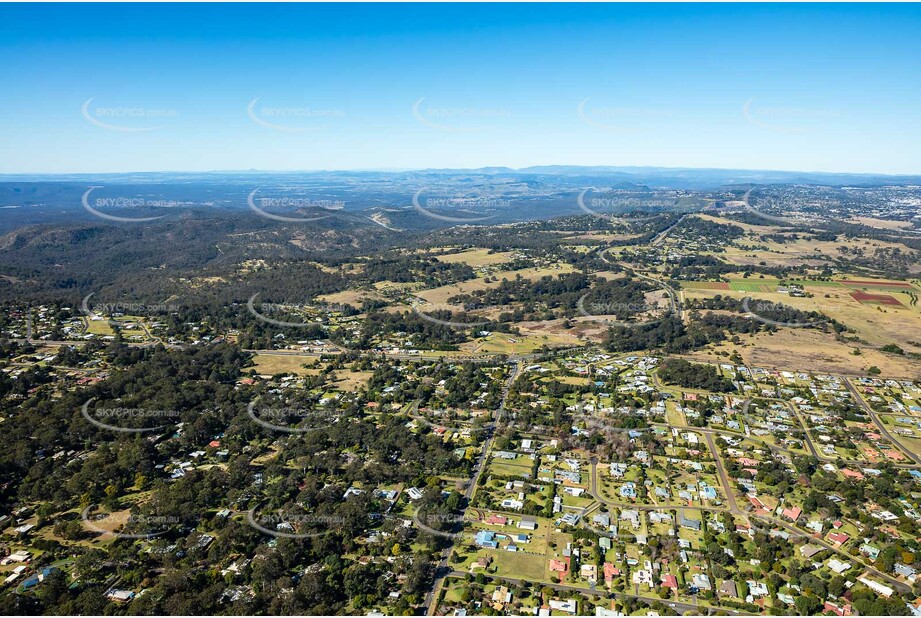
[1,3,920,174]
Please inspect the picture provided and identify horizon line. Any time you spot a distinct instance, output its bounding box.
[2,164,920,179]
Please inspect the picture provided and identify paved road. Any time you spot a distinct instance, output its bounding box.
[701,418,913,595]
[665,369,921,470]
[651,214,688,246]
[634,270,680,316]
[741,398,752,415]
[703,432,741,514]
[12,338,181,349]
[424,360,521,615]
[587,424,913,595]
[742,394,921,469]
[844,377,921,465]
[597,248,682,322]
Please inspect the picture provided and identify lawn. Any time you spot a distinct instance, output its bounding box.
[488,457,534,478]
[84,318,115,336]
[729,280,779,293]
[251,353,320,376]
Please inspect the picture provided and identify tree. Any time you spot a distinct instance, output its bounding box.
[794,595,821,615]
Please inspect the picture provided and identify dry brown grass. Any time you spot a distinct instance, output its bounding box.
[433,248,517,266]
[252,354,320,376]
[684,329,921,379]
[683,285,921,349]
[317,290,385,306]
[415,264,576,305]
[847,217,915,231]
[330,370,373,391]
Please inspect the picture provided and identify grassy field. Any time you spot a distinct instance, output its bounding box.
[487,457,533,477]
[331,369,374,392]
[846,216,916,231]
[415,263,576,305]
[685,328,921,379]
[707,232,921,272]
[682,278,921,352]
[251,354,320,376]
[316,289,385,306]
[433,248,517,267]
[84,318,116,336]
[511,319,589,345]
[373,280,425,292]
[729,280,778,293]
[478,547,548,580]
[460,331,576,355]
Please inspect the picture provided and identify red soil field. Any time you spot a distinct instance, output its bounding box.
[840,279,912,288]
[850,290,903,305]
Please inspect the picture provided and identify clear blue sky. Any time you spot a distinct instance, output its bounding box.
[1,3,919,174]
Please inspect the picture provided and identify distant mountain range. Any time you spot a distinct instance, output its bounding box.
[2,165,920,188]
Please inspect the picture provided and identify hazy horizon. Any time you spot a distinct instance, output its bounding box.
[2,163,921,179]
